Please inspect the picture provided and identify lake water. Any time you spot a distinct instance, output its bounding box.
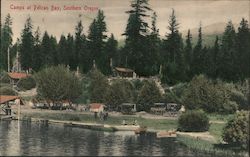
[0,120,209,156]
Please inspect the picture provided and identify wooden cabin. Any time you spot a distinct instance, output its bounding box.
[114,67,136,78]
[0,95,24,115]
[7,72,30,86]
[89,103,106,113]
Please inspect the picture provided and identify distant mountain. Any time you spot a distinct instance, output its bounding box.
[181,22,239,47]
[117,22,240,48]
[182,22,239,36]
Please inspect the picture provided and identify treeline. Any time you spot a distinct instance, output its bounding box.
[1,0,249,85]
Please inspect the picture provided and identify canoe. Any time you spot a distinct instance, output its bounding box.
[157,131,177,138]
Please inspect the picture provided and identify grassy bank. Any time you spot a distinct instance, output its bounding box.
[177,135,247,157]
[208,113,234,122]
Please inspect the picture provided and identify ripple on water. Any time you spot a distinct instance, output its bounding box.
[0,120,206,156]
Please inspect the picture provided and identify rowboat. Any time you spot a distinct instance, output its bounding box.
[156,130,177,138]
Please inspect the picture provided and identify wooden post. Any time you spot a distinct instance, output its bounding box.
[7,47,10,72]
[16,98,21,119]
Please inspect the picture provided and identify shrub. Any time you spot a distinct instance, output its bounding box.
[35,65,82,103]
[0,86,17,95]
[88,68,109,103]
[17,76,36,91]
[137,80,162,112]
[228,80,249,110]
[222,111,249,149]
[105,79,134,111]
[183,75,238,114]
[178,110,210,132]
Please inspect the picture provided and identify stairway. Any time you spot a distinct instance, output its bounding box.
[154,79,165,95]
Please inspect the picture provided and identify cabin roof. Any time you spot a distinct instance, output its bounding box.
[121,103,136,106]
[90,103,105,109]
[115,67,134,73]
[0,95,20,104]
[154,103,165,106]
[8,72,29,79]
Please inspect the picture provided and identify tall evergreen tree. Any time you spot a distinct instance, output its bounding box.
[66,33,75,70]
[209,36,220,78]
[1,14,13,71]
[58,35,68,65]
[20,17,34,70]
[50,35,58,66]
[184,29,192,79]
[32,27,42,71]
[145,11,161,76]
[236,18,250,80]
[74,20,85,70]
[161,9,185,84]
[40,31,52,67]
[103,33,118,75]
[218,21,237,81]
[123,0,152,76]
[192,23,203,75]
[40,32,58,67]
[87,10,107,73]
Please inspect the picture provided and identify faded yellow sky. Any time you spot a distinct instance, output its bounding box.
[1,0,250,42]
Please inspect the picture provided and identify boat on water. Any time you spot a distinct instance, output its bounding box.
[134,126,147,134]
[156,130,177,138]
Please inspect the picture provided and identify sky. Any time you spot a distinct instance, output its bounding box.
[1,0,250,42]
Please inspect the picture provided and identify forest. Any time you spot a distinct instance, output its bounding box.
[0,0,250,85]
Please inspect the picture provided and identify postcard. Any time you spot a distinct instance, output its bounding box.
[0,0,249,156]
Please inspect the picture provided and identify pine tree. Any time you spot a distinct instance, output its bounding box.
[1,14,13,71]
[209,36,220,78]
[184,29,192,79]
[20,17,34,70]
[57,35,69,65]
[87,10,107,74]
[161,9,185,84]
[74,20,85,70]
[66,33,75,70]
[50,35,58,66]
[145,11,161,76]
[58,35,68,65]
[123,0,152,76]
[218,21,237,81]
[236,18,250,80]
[103,34,118,75]
[192,23,203,75]
[40,31,52,67]
[32,27,42,71]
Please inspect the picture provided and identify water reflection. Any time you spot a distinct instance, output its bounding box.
[0,120,205,156]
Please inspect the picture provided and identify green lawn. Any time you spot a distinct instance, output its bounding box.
[208,113,234,122]
[209,123,226,142]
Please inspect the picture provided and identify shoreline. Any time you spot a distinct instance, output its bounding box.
[4,111,248,157]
